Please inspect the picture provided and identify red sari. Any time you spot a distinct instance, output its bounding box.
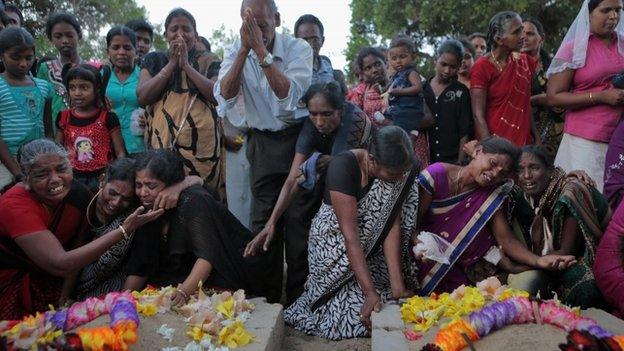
[470,53,538,146]
[0,182,89,319]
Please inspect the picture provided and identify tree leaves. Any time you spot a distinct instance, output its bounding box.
[14,0,150,59]
[347,0,583,81]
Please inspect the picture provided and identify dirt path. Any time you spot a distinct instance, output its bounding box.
[282,326,371,351]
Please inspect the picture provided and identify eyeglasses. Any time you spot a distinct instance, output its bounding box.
[301,36,323,44]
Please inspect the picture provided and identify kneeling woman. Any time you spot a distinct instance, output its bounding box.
[508,146,611,308]
[285,126,420,340]
[416,138,576,296]
[123,149,268,305]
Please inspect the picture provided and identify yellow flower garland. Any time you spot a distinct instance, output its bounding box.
[401,278,529,333]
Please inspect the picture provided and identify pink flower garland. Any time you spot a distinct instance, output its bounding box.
[421,297,617,351]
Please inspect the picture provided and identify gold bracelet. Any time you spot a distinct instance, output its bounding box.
[589,92,595,105]
[119,225,130,240]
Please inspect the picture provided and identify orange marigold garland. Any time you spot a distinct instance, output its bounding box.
[0,291,139,351]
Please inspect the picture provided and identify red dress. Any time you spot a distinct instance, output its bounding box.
[57,109,118,173]
[470,53,538,146]
[0,183,89,319]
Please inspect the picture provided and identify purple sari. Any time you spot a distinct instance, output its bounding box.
[605,122,624,211]
[416,163,513,295]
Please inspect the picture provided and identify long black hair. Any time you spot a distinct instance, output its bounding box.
[63,64,110,109]
[106,25,137,49]
[134,149,185,187]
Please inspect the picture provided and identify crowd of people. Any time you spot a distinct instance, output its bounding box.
[3,0,624,342]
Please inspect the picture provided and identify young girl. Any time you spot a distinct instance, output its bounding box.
[0,27,52,190]
[386,35,430,167]
[423,39,472,164]
[55,64,125,192]
[37,13,84,132]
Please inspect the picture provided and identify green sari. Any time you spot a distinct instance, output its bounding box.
[511,168,611,308]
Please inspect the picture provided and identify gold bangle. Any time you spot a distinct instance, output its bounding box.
[119,225,130,240]
[589,92,595,105]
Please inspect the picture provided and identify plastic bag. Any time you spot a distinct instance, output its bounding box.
[130,108,146,136]
[412,231,454,265]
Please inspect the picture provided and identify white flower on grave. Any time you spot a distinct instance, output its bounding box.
[238,311,251,322]
[157,324,176,342]
[183,341,203,351]
[161,347,180,351]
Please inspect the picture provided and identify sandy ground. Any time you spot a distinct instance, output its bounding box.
[282,326,371,351]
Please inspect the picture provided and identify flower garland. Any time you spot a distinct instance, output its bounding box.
[401,277,528,333]
[0,291,139,351]
[420,297,621,351]
[133,285,255,349]
[1,285,257,350]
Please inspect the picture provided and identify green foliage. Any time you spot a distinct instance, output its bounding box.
[14,0,149,60]
[347,0,581,82]
[207,24,238,60]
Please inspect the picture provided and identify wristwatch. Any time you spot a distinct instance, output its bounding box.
[259,53,273,68]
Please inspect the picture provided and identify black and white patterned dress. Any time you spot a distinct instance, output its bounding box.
[75,214,132,299]
[284,153,419,340]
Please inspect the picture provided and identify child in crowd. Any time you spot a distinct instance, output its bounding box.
[423,39,472,164]
[386,34,430,167]
[55,64,125,192]
[0,27,52,190]
[37,13,84,132]
[346,47,388,125]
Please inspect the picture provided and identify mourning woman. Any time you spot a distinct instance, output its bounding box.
[244,82,372,304]
[285,126,420,340]
[137,8,224,198]
[508,146,610,308]
[0,139,162,319]
[124,149,269,306]
[74,158,200,299]
[415,138,576,295]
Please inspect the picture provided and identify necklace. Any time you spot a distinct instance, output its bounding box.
[86,189,106,229]
[491,51,504,72]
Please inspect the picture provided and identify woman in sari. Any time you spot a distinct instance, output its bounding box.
[0,139,162,319]
[547,0,624,192]
[470,11,539,146]
[605,122,624,211]
[243,82,373,305]
[74,158,200,299]
[593,200,624,317]
[508,146,610,308]
[137,8,224,199]
[284,126,419,340]
[416,138,576,296]
[347,47,389,126]
[124,149,270,306]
